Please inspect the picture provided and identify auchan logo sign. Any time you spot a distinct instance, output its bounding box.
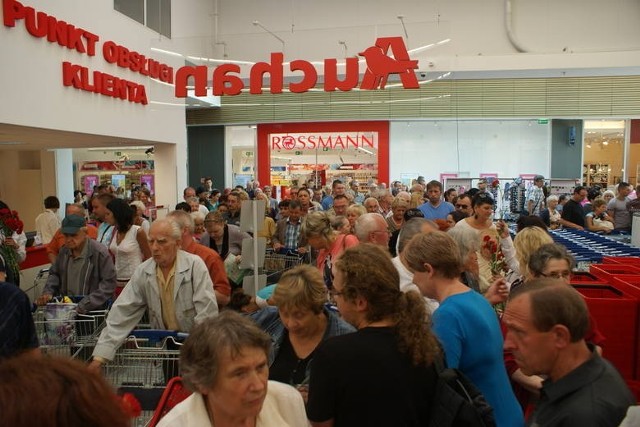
[270,132,377,151]
[175,37,419,97]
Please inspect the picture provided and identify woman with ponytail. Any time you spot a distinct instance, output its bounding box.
[306,243,440,427]
[404,231,523,427]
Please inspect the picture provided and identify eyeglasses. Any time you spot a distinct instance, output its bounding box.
[540,271,572,280]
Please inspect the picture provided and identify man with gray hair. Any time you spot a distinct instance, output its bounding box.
[354,213,390,247]
[167,210,231,307]
[503,280,634,426]
[89,218,218,371]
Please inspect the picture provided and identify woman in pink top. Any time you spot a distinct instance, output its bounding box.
[302,211,358,290]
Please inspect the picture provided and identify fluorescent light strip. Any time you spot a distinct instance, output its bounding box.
[150,47,184,57]
[87,146,153,151]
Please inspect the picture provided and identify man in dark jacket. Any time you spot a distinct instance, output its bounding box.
[36,215,116,314]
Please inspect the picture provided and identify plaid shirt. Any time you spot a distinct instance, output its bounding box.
[283,219,301,249]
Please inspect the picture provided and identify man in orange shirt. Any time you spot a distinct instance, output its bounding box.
[167,210,230,307]
[47,204,97,264]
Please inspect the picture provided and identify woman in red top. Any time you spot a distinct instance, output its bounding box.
[301,211,358,290]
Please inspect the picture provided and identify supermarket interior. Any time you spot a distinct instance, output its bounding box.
[1,0,640,426]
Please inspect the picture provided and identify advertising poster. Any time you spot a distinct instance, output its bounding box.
[111,174,126,191]
[140,174,155,194]
[83,175,99,195]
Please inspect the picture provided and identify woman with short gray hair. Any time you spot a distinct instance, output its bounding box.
[158,311,308,427]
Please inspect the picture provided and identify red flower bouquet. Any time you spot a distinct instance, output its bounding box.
[481,234,507,276]
[0,208,24,279]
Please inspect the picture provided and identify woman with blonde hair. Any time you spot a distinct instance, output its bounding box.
[251,265,354,400]
[307,244,441,426]
[345,204,366,233]
[508,226,554,291]
[302,211,358,290]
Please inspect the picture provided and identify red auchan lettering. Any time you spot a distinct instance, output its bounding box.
[270,133,377,150]
[175,37,419,97]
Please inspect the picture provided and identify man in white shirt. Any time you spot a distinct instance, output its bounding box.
[35,196,61,244]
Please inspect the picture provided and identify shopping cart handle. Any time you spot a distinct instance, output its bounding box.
[128,329,179,340]
[176,332,189,340]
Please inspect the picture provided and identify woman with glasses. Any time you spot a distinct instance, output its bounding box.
[307,244,442,427]
[302,211,358,290]
[250,265,355,403]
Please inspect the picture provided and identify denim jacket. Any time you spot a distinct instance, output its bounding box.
[250,305,355,382]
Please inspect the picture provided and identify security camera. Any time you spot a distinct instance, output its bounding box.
[419,72,426,78]
[145,147,154,155]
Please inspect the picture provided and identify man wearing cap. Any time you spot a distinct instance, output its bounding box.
[527,175,546,216]
[47,203,98,264]
[37,215,117,314]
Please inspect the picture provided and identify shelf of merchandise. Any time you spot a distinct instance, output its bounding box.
[583,163,610,187]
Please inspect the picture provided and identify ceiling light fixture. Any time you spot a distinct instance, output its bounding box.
[252,20,285,50]
[397,15,409,41]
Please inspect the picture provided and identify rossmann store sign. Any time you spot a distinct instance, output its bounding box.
[3,0,421,105]
[270,133,377,151]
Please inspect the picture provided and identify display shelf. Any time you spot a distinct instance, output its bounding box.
[583,163,610,187]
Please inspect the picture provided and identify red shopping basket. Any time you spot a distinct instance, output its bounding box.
[147,377,192,427]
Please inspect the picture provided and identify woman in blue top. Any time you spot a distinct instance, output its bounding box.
[404,231,524,427]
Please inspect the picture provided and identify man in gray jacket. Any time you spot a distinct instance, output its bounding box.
[89,218,218,370]
[37,215,116,314]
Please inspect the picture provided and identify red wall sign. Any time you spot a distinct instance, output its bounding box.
[3,0,421,103]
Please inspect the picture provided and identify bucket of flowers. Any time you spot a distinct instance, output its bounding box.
[0,207,24,280]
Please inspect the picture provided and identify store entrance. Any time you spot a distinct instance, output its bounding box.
[257,122,390,194]
[583,120,626,189]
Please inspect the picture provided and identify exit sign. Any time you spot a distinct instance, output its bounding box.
[537,119,549,125]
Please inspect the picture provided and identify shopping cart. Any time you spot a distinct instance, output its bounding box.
[103,330,185,427]
[33,302,108,360]
[255,249,308,284]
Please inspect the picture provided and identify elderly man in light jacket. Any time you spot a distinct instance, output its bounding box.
[89,218,218,370]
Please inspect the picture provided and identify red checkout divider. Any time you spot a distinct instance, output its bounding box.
[589,263,640,282]
[601,256,640,265]
[571,283,639,379]
[570,271,609,285]
[610,275,640,381]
